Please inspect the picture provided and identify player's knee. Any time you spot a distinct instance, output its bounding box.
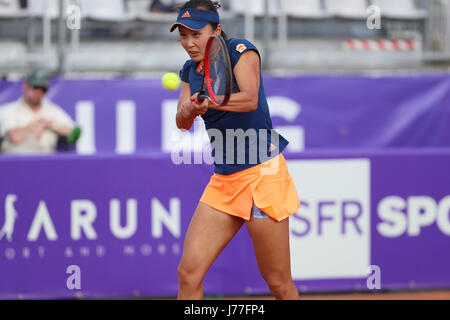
[264,273,293,298]
[177,262,202,287]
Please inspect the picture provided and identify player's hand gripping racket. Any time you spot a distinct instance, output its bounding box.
[195,35,232,107]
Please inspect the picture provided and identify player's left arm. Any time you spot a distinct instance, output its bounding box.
[208,50,260,113]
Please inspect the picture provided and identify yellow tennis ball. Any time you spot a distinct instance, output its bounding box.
[162,72,180,91]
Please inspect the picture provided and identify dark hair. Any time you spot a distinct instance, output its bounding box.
[179,0,228,40]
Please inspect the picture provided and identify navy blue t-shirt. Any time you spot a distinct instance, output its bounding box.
[180,38,289,175]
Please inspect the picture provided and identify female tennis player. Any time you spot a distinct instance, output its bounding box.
[171,0,301,300]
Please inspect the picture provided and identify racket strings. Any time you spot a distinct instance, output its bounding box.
[205,38,230,105]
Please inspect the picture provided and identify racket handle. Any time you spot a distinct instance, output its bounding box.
[195,95,205,104]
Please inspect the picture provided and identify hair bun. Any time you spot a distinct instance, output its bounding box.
[212,1,222,9]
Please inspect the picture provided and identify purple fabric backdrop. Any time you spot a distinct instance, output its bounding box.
[0,150,449,299]
[0,74,449,153]
[1,75,449,298]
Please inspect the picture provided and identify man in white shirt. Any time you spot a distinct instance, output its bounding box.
[0,71,75,154]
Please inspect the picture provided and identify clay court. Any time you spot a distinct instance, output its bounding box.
[222,290,450,300]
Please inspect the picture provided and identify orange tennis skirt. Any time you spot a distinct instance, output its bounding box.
[200,153,301,221]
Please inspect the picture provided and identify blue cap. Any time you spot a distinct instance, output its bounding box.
[170,8,219,32]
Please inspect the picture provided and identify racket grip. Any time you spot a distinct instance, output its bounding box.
[195,96,205,104]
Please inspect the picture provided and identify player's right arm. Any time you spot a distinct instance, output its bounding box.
[176,81,207,130]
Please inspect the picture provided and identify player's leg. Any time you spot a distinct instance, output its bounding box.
[177,201,245,299]
[246,215,299,300]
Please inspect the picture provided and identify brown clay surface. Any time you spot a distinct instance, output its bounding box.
[222,290,450,300]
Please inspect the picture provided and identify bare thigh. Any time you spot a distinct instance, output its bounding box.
[245,217,293,283]
[179,202,245,280]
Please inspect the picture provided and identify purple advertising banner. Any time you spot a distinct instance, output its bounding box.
[0,74,449,154]
[0,75,449,298]
[1,150,450,299]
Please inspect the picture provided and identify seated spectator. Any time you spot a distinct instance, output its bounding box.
[0,71,75,154]
[19,0,27,9]
[150,0,177,13]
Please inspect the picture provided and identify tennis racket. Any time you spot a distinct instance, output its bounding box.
[195,34,232,107]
